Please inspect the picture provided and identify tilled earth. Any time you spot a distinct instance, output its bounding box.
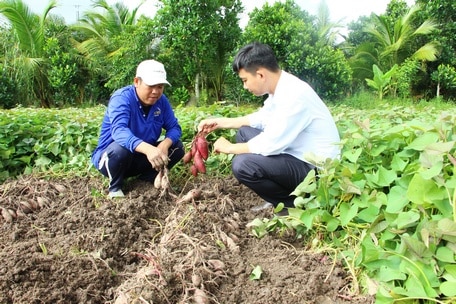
[0,174,374,304]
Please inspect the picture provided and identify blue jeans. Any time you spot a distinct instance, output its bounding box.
[232,126,315,207]
[97,140,184,192]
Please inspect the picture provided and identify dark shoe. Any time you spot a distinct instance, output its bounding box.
[250,201,273,213]
[275,208,289,216]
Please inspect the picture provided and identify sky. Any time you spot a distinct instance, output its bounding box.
[17,0,416,27]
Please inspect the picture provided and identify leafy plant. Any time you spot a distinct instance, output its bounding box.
[365,64,398,99]
[247,104,456,302]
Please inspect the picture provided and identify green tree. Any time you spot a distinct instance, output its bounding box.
[416,0,456,99]
[0,0,57,107]
[72,0,142,59]
[366,4,439,68]
[70,0,144,102]
[351,2,439,98]
[242,0,352,100]
[155,0,242,105]
[44,16,91,106]
[314,0,344,46]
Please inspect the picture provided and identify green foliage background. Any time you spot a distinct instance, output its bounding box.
[1,0,455,109]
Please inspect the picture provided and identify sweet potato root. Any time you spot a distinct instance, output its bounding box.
[193,151,206,173]
[176,188,201,204]
[183,131,210,176]
[183,150,193,164]
[193,288,209,304]
[195,136,208,160]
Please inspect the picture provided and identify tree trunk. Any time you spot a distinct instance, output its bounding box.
[194,73,200,106]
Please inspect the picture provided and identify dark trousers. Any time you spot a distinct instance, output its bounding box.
[97,140,184,192]
[232,126,315,207]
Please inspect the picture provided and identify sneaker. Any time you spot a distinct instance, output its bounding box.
[250,201,273,213]
[108,189,125,199]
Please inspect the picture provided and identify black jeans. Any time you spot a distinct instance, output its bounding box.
[232,126,315,207]
[97,140,184,192]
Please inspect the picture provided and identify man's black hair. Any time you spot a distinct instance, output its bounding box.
[232,42,280,74]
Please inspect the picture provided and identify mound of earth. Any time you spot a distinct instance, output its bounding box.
[0,174,373,303]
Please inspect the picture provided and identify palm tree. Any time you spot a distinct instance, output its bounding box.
[350,4,439,94]
[365,4,439,69]
[314,0,344,46]
[0,0,57,107]
[71,0,143,59]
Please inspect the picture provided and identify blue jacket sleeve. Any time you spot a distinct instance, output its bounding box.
[160,96,182,144]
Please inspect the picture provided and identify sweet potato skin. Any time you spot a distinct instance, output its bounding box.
[193,151,206,173]
[196,136,209,160]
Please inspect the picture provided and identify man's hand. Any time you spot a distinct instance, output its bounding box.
[213,137,250,155]
[146,147,169,170]
[213,137,232,154]
[197,119,218,134]
[136,141,169,170]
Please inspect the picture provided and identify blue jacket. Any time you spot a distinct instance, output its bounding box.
[91,85,182,167]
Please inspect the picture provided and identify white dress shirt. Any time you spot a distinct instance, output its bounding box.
[247,71,341,164]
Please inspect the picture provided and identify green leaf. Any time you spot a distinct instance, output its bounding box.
[357,204,380,223]
[366,166,397,187]
[435,246,455,263]
[339,202,358,226]
[343,148,362,163]
[299,209,320,229]
[34,155,52,167]
[406,132,439,151]
[376,265,406,282]
[386,186,409,213]
[440,281,456,297]
[396,211,420,229]
[401,235,432,259]
[406,173,447,205]
[249,265,263,281]
[390,154,408,172]
[291,169,316,196]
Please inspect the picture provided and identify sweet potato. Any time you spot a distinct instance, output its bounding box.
[193,288,209,304]
[176,188,201,204]
[182,150,193,164]
[1,207,13,223]
[195,136,209,160]
[193,151,206,173]
[191,142,197,158]
[154,170,163,189]
[190,165,198,177]
[19,201,33,214]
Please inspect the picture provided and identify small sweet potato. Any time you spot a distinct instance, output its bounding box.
[19,201,33,214]
[193,151,206,173]
[182,150,193,164]
[1,207,13,223]
[154,170,163,189]
[190,165,198,177]
[193,288,209,304]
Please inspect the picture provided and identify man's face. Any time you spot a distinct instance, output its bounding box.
[238,68,266,96]
[134,77,165,106]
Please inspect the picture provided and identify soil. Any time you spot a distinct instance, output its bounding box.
[0,174,374,304]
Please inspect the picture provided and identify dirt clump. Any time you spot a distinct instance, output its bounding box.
[0,175,373,304]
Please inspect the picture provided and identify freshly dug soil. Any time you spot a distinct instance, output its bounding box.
[0,174,374,303]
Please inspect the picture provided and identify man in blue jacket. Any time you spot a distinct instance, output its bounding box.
[92,60,184,198]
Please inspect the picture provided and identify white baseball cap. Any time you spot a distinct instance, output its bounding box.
[136,60,170,86]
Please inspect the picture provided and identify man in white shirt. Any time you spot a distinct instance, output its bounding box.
[198,42,340,215]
